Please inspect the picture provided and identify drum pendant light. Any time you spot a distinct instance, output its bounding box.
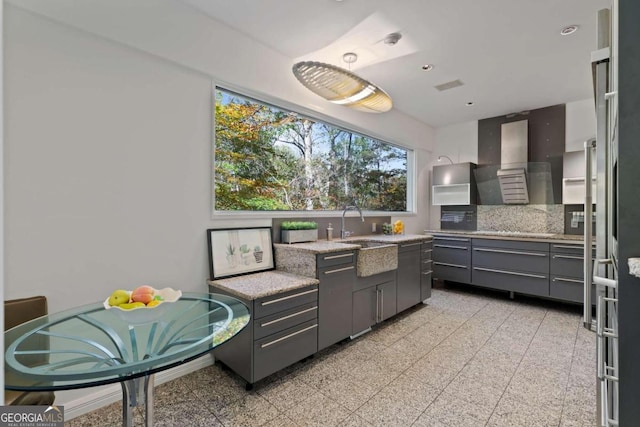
[292,52,393,113]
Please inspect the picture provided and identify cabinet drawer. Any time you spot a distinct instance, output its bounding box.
[472,238,548,252]
[421,259,433,270]
[472,267,548,297]
[398,241,424,253]
[550,253,585,278]
[317,251,356,269]
[433,261,470,283]
[421,271,432,300]
[550,243,594,256]
[253,319,318,382]
[473,247,549,274]
[550,276,593,303]
[421,240,432,260]
[433,244,470,266]
[254,285,318,319]
[254,302,318,340]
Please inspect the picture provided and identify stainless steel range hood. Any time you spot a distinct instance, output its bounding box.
[497,120,529,204]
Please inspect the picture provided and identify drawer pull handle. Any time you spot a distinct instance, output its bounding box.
[323,266,355,275]
[260,306,318,327]
[434,237,469,242]
[422,270,433,275]
[401,242,423,248]
[473,267,546,279]
[553,245,583,250]
[552,254,583,260]
[473,248,547,257]
[423,249,433,253]
[261,289,318,306]
[552,277,584,284]
[434,244,468,250]
[434,261,468,269]
[323,253,354,260]
[260,324,318,348]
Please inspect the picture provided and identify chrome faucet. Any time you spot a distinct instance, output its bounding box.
[341,204,365,239]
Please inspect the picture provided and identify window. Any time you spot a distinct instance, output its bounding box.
[214,88,410,212]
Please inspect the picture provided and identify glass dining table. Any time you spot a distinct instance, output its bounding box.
[4,292,249,427]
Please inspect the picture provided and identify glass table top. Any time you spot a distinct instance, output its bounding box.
[4,292,249,391]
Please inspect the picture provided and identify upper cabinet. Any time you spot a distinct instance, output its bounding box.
[432,162,477,206]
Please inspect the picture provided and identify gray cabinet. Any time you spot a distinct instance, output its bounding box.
[471,239,549,297]
[352,270,396,336]
[317,251,356,351]
[432,162,478,205]
[549,243,595,303]
[396,242,423,312]
[432,235,472,284]
[212,284,319,387]
[421,240,433,300]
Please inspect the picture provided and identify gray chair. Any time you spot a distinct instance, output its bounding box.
[4,296,56,405]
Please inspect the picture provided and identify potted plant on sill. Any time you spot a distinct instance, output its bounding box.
[281,221,318,244]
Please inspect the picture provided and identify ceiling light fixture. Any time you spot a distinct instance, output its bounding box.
[421,64,434,71]
[292,52,393,113]
[560,25,579,36]
[384,32,402,46]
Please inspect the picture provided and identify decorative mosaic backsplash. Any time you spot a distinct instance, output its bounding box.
[477,204,564,234]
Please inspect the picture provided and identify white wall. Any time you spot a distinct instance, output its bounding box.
[4,4,435,309]
[3,6,435,411]
[428,121,479,229]
[566,98,597,152]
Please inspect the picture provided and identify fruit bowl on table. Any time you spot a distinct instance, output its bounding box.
[103,287,182,325]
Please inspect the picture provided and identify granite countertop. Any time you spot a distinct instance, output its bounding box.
[208,270,319,300]
[425,229,588,244]
[274,240,361,254]
[341,233,432,244]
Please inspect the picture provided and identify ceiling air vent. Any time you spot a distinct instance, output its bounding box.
[434,79,464,91]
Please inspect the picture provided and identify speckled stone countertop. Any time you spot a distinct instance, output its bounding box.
[273,241,361,253]
[208,270,319,300]
[340,233,432,244]
[425,229,587,244]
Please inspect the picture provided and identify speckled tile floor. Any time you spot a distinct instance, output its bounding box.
[65,285,597,426]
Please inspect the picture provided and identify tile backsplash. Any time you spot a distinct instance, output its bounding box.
[477,204,564,234]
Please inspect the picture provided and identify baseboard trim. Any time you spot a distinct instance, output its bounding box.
[63,354,215,421]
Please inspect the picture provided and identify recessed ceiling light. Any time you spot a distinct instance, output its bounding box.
[421,64,434,71]
[560,25,579,36]
[466,102,475,106]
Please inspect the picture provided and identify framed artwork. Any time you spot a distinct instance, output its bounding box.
[207,227,275,280]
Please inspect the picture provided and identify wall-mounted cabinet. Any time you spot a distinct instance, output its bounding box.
[432,162,477,206]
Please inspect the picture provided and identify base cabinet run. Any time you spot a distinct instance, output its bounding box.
[432,233,593,304]
[472,239,550,297]
[212,284,319,387]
